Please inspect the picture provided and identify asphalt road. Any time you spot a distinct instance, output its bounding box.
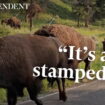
[18,80,105,105]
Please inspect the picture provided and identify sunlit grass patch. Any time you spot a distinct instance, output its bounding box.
[0,89,6,103]
[76,27,105,37]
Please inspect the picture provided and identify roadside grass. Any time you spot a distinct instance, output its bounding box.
[0,89,6,103]
[0,23,105,103]
[0,0,105,103]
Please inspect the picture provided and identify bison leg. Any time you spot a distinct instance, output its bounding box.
[84,57,91,71]
[47,77,66,101]
[47,77,55,87]
[17,25,21,29]
[55,78,66,101]
[7,88,17,105]
[16,87,24,97]
[61,78,67,101]
[27,79,43,105]
[55,78,62,99]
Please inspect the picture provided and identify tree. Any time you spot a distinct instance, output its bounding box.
[72,0,96,27]
[94,0,105,19]
[72,0,84,27]
[36,0,49,8]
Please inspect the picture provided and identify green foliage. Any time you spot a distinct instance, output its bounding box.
[0,0,105,103]
[93,19,105,27]
[94,0,105,19]
[0,25,10,36]
[47,0,73,20]
[71,0,97,27]
[0,12,13,20]
[0,89,6,103]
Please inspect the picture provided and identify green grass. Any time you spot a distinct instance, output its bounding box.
[1,25,105,103]
[0,0,105,103]
[0,89,6,103]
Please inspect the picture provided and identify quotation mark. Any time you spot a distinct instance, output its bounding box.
[59,46,68,53]
[83,46,88,53]
[59,46,88,54]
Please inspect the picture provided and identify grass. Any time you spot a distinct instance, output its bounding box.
[0,0,105,103]
[1,26,105,103]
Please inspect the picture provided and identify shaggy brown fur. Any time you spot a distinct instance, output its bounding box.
[26,3,42,31]
[1,17,21,29]
[35,24,96,71]
[26,3,42,19]
[1,19,8,25]
[0,34,68,105]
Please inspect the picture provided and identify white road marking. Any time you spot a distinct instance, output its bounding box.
[18,80,97,105]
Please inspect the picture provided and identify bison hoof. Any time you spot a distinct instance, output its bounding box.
[59,92,67,102]
[36,99,43,105]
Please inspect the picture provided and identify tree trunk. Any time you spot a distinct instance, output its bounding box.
[85,17,89,27]
[44,0,49,8]
[29,17,32,31]
[25,11,28,22]
[77,15,80,27]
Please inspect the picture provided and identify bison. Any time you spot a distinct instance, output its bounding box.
[1,17,21,29]
[0,34,68,105]
[25,3,42,31]
[26,3,42,21]
[34,24,96,75]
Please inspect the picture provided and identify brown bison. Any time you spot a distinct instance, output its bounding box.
[25,3,42,31]
[26,3,42,21]
[0,34,68,105]
[35,24,96,72]
[1,17,21,29]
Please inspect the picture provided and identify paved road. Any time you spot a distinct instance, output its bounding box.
[18,80,105,105]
